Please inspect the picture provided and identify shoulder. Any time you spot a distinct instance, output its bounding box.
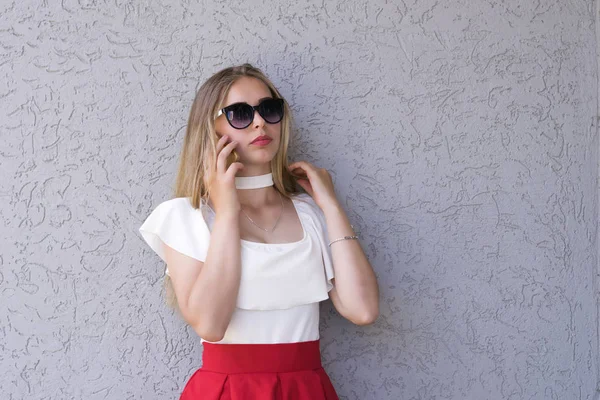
[151,196,208,215]
[291,192,323,216]
[154,196,194,210]
[141,196,210,228]
[290,192,326,226]
[139,196,210,264]
[290,192,318,209]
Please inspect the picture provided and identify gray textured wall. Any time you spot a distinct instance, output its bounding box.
[1,1,598,399]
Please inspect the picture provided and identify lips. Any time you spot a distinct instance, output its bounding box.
[251,135,272,144]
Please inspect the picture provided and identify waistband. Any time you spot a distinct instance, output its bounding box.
[201,339,323,374]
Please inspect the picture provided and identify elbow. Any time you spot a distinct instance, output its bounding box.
[349,305,379,326]
[199,330,225,343]
[353,310,379,326]
[182,309,227,342]
[193,323,226,343]
[337,295,380,326]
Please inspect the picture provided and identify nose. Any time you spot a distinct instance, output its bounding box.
[252,109,266,128]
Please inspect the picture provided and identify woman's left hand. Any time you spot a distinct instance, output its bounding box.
[287,161,339,210]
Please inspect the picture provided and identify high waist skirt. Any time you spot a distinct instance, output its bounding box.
[180,340,339,400]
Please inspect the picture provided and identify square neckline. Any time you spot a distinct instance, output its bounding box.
[203,195,308,247]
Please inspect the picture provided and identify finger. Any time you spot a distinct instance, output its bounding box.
[297,179,314,196]
[289,161,316,178]
[214,136,230,172]
[291,168,312,181]
[207,136,230,182]
[216,134,229,154]
[288,162,307,173]
[288,160,314,170]
[289,167,307,178]
[226,162,244,180]
[217,141,238,174]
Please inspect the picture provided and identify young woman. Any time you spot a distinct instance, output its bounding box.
[139,63,379,399]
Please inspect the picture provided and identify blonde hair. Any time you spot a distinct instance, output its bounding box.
[163,63,302,311]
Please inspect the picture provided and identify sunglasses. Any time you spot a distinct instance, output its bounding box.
[215,98,284,129]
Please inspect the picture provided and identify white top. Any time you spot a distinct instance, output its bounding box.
[138,192,335,344]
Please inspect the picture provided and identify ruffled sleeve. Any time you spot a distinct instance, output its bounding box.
[293,193,335,291]
[138,197,210,275]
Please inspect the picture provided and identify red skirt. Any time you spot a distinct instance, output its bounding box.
[180,339,339,400]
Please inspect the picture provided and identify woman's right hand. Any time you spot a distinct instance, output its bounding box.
[207,135,244,216]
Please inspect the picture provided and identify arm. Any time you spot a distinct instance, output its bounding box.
[322,200,379,325]
[163,211,241,342]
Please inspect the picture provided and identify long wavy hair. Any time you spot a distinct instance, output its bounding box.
[163,63,302,311]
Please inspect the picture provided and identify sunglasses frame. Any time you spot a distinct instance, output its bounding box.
[215,98,284,129]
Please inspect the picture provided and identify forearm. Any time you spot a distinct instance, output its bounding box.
[185,212,241,341]
[322,200,379,322]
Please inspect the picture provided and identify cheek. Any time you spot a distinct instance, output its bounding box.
[214,121,228,137]
[267,124,282,140]
[215,123,244,141]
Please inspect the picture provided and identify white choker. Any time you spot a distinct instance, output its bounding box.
[235,172,274,189]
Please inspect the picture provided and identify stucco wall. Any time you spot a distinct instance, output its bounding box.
[1,0,598,399]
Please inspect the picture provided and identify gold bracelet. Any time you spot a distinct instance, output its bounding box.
[328,225,359,247]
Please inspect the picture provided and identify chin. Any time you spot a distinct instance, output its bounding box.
[242,154,276,166]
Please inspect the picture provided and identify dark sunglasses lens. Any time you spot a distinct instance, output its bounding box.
[226,104,254,129]
[258,98,284,123]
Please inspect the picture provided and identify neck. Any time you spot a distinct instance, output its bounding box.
[234,172,273,190]
[237,186,279,209]
[235,164,271,178]
[234,169,276,208]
